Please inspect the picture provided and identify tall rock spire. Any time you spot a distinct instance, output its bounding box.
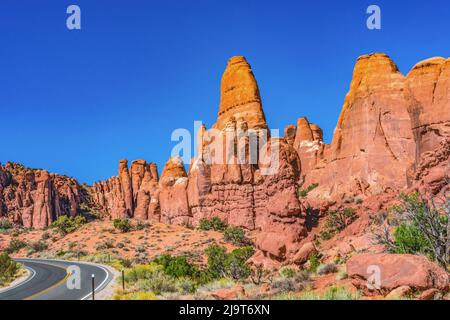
[216,56,267,130]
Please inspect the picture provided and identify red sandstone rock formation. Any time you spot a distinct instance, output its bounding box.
[159,156,191,225]
[215,56,267,131]
[91,159,159,220]
[302,53,419,200]
[185,56,306,261]
[347,253,449,292]
[0,162,87,228]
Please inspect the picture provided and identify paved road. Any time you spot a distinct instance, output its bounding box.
[0,258,113,300]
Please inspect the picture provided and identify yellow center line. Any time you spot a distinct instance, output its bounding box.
[24,265,70,300]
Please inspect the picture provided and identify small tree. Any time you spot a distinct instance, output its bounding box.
[374,193,449,270]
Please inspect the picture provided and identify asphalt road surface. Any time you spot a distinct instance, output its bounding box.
[0,258,113,300]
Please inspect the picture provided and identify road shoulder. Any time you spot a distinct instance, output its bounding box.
[0,266,32,294]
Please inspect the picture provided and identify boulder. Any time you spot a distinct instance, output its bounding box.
[347,253,449,291]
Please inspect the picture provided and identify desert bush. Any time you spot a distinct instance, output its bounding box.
[51,215,86,234]
[123,263,177,295]
[199,217,227,231]
[298,183,319,198]
[28,240,48,253]
[113,219,132,233]
[271,270,311,293]
[223,226,249,246]
[0,252,20,286]
[205,244,254,280]
[134,220,149,230]
[316,263,338,275]
[154,254,198,278]
[308,252,321,273]
[175,277,197,294]
[0,219,13,231]
[320,208,357,240]
[6,238,27,254]
[374,193,449,270]
[279,267,296,278]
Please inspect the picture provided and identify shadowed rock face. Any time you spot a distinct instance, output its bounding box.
[0,162,88,228]
[406,57,450,161]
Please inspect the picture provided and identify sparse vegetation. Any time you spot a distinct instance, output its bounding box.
[199,217,227,231]
[307,252,321,273]
[0,219,13,231]
[301,286,361,300]
[316,263,338,275]
[298,183,319,198]
[374,193,449,270]
[6,238,27,254]
[0,252,21,287]
[270,270,311,293]
[28,240,48,253]
[113,218,132,233]
[205,244,254,280]
[320,208,357,240]
[51,215,86,235]
[223,226,249,246]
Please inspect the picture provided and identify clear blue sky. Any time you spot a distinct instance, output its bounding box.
[1,0,449,184]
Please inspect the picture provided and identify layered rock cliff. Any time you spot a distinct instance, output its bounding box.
[0,162,88,228]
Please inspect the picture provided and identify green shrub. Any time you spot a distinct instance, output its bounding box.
[154,254,198,278]
[279,267,296,278]
[123,263,177,295]
[0,252,20,286]
[113,218,132,233]
[0,219,13,231]
[298,183,319,198]
[199,217,227,231]
[51,215,86,234]
[223,226,248,246]
[308,252,321,273]
[205,244,254,280]
[375,193,449,270]
[6,238,27,254]
[391,222,432,257]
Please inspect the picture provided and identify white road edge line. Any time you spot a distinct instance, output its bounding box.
[15,258,113,300]
[0,266,36,294]
[80,265,111,300]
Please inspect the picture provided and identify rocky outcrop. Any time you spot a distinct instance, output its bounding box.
[0,162,88,228]
[185,56,306,261]
[91,159,159,220]
[159,156,190,225]
[215,56,267,131]
[406,57,450,160]
[291,117,326,178]
[347,253,449,292]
